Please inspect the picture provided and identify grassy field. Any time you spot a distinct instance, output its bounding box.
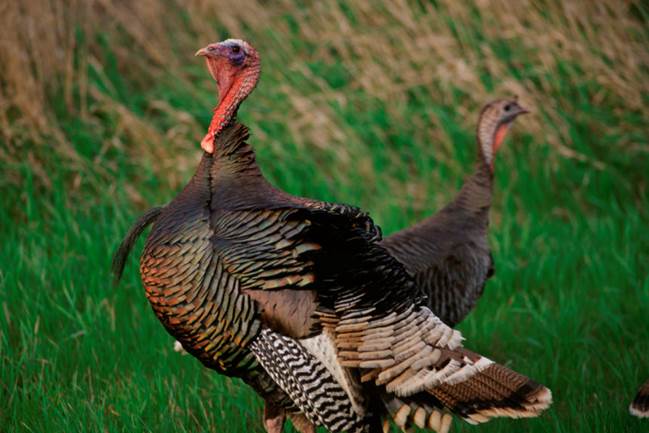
[2,1,649,432]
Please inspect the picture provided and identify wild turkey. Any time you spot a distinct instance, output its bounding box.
[630,379,649,418]
[114,101,525,330]
[116,97,524,335]
[113,99,526,330]
[116,39,552,432]
[381,98,528,326]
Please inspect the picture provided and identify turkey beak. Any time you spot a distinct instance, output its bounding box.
[502,103,529,124]
[515,104,530,116]
[195,47,209,57]
[510,104,529,121]
[196,44,223,82]
[195,44,223,59]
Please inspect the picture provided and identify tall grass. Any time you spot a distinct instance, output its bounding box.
[1,1,648,432]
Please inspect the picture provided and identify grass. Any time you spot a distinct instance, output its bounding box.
[1,0,649,432]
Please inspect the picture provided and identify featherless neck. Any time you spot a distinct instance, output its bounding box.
[475,115,496,183]
[476,146,496,179]
[202,63,261,153]
[459,104,524,216]
[477,116,511,174]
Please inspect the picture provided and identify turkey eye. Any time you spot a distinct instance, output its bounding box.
[231,46,241,53]
[504,104,513,112]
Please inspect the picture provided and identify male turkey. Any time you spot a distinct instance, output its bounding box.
[147,98,524,351]
[115,39,551,432]
[109,99,525,426]
[381,99,527,326]
[114,105,525,331]
[630,379,649,418]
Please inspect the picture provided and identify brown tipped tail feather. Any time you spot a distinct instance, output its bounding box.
[630,379,649,418]
[383,362,551,432]
[336,306,551,432]
[384,372,550,432]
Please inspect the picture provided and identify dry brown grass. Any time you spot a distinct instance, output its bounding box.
[1,0,647,194]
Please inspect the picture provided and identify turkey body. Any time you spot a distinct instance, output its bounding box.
[135,122,550,433]
[139,125,377,432]
[380,163,494,327]
[139,152,297,413]
[112,162,496,428]
[117,166,494,331]
[141,154,260,377]
[112,34,544,429]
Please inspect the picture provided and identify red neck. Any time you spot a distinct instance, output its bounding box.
[201,63,260,153]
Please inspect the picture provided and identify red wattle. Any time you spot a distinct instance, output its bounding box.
[493,124,510,154]
[201,132,215,153]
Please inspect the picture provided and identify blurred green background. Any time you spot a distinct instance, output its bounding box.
[1,1,648,432]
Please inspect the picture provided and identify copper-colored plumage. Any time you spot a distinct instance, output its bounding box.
[135,121,551,431]
[112,39,550,433]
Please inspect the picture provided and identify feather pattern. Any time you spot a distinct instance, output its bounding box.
[380,99,527,328]
[128,109,549,430]
[250,329,367,433]
[138,125,382,431]
[380,158,494,328]
[180,123,552,428]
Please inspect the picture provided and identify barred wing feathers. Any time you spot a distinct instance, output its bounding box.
[250,328,367,433]
[209,205,551,427]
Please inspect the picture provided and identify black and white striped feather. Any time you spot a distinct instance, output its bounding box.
[250,328,367,433]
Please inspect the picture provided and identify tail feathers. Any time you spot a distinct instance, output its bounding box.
[429,361,551,423]
[250,328,367,433]
[383,396,452,433]
[336,305,551,428]
[337,306,466,396]
[382,361,551,431]
[630,379,649,418]
[111,206,164,285]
